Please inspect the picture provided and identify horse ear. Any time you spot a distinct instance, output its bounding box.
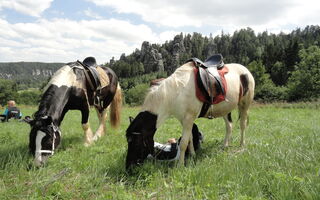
[129,116,134,123]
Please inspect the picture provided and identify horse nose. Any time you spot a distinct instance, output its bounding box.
[34,158,44,167]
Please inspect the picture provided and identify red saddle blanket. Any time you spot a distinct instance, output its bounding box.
[193,66,229,104]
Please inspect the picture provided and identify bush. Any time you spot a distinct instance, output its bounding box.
[17,90,41,105]
[255,79,288,102]
[125,84,149,106]
[287,46,320,101]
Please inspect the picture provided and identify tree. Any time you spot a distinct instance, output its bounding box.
[270,61,287,86]
[191,32,205,60]
[230,28,259,65]
[247,60,288,101]
[284,38,300,71]
[247,60,268,87]
[214,32,231,61]
[0,79,18,106]
[287,45,320,101]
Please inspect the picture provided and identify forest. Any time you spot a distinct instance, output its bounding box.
[106,25,320,105]
[0,25,319,106]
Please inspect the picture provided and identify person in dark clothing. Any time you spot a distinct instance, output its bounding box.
[0,100,22,122]
[150,124,204,161]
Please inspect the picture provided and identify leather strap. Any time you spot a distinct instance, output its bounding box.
[76,60,96,91]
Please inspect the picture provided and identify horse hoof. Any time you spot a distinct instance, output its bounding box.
[93,134,102,141]
[84,142,92,147]
[176,160,185,168]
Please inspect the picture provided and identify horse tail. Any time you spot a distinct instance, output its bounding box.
[110,83,122,129]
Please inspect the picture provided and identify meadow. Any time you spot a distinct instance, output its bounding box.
[0,103,319,199]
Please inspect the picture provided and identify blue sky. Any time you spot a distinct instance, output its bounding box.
[0,0,319,63]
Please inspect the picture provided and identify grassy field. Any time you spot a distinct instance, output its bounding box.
[0,103,319,199]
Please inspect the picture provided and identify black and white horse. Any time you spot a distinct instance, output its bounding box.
[28,58,122,166]
[126,61,255,169]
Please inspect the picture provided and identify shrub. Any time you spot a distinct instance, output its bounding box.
[125,84,149,106]
[287,45,320,101]
[17,90,41,105]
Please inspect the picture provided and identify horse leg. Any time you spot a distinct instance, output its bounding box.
[81,107,94,147]
[178,115,196,166]
[223,113,233,148]
[238,72,254,147]
[239,107,249,147]
[93,108,108,141]
[187,134,195,155]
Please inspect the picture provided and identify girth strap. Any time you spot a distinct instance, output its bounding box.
[199,103,211,118]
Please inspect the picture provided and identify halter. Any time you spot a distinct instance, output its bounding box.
[36,122,60,155]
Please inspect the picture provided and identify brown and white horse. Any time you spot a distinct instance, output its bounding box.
[28,60,122,166]
[126,61,254,169]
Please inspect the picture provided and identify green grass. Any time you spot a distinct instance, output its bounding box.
[0,105,319,199]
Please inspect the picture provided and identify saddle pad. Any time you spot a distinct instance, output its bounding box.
[194,66,229,104]
[96,66,109,88]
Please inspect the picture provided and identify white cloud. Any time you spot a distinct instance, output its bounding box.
[157,31,180,43]
[87,0,320,32]
[1,0,319,63]
[0,17,174,63]
[87,0,201,27]
[0,0,53,17]
[84,8,103,20]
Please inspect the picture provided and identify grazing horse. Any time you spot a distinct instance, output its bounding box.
[27,57,122,166]
[126,58,255,169]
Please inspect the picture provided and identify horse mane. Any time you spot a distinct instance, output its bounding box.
[33,86,57,119]
[34,64,77,119]
[142,62,194,114]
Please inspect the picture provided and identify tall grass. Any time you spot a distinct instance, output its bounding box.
[0,105,319,199]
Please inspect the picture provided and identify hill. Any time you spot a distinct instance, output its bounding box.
[0,62,64,89]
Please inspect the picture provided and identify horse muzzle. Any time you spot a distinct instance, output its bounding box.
[34,153,50,167]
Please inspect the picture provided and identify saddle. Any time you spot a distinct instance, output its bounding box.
[188,54,225,98]
[79,57,101,90]
[190,54,224,69]
[77,57,109,110]
[188,54,228,118]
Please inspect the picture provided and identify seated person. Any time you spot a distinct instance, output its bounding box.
[0,100,22,122]
[149,124,204,161]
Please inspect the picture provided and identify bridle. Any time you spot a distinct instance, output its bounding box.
[36,121,61,156]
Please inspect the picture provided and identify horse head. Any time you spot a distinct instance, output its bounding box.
[125,111,157,170]
[27,115,61,167]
